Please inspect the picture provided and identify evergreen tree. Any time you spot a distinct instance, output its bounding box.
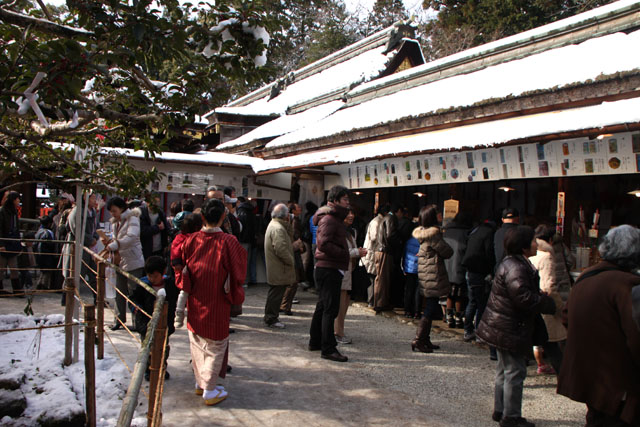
[421,0,614,60]
[299,1,361,67]
[364,0,408,36]
[0,0,283,195]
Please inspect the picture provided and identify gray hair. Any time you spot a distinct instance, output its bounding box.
[598,225,640,270]
[271,203,289,219]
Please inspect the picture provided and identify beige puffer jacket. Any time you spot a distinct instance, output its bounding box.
[529,238,567,342]
[108,208,144,272]
[361,214,383,275]
[413,226,453,298]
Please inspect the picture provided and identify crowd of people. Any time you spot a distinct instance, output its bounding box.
[0,185,639,426]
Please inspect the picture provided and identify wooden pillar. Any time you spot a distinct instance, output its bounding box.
[64,251,75,366]
[96,261,105,360]
[84,305,96,427]
[147,303,168,427]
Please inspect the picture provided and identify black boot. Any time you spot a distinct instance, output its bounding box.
[411,317,433,353]
[424,319,440,350]
[446,309,455,328]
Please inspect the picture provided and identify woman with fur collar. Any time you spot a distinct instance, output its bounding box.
[528,224,567,375]
[411,204,453,353]
[103,197,145,331]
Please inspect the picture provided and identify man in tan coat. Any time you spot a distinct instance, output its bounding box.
[264,203,296,329]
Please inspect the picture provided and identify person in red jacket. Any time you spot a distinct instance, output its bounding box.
[308,185,351,362]
[178,199,247,406]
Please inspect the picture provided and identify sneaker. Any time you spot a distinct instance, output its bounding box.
[292,299,300,304]
[267,321,285,329]
[203,387,228,406]
[195,383,204,396]
[463,331,476,342]
[536,364,555,375]
[335,335,352,344]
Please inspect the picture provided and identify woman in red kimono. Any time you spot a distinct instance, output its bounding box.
[179,199,246,406]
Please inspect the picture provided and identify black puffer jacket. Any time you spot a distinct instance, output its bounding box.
[237,202,257,245]
[477,255,556,356]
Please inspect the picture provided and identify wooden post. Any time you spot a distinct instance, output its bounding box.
[84,305,96,427]
[64,249,76,366]
[96,262,105,360]
[147,303,168,427]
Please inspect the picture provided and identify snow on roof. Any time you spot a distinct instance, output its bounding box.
[255,96,640,172]
[216,100,344,149]
[266,29,640,149]
[214,45,394,117]
[350,0,640,98]
[103,147,264,168]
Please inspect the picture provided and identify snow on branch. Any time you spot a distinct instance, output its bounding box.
[0,7,95,38]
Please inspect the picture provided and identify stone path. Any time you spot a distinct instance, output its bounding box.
[1,284,586,426]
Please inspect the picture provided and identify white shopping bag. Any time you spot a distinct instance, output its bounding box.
[105,266,117,299]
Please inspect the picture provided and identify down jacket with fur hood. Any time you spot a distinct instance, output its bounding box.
[413,226,453,298]
[477,255,556,356]
[108,208,144,272]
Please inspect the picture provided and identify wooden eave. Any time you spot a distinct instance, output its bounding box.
[259,70,640,159]
[209,112,278,127]
[378,39,425,79]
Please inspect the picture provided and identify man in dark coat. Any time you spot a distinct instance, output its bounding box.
[139,199,169,260]
[557,225,640,427]
[494,207,519,265]
[373,203,403,311]
[461,219,497,341]
[236,197,257,286]
[308,185,350,362]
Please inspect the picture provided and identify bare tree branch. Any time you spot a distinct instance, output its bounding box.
[0,7,95,38]
[75,94,162,124]
[35,0,52,21]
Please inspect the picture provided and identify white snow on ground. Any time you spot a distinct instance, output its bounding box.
[255,97,640,171]
[215,45,394,116]
[217,100,345,149]
[266,28,640,148]
[0,314,144,427]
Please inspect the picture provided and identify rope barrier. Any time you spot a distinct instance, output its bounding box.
[110,316,142,345]
[0,267,67,271]
[151,329,169,426]
[74,288,88,309]
[0,250,66,257]
[81,259,98,276]
[103,330,149,400]
[0,288,64,297]
[79,274,97,296]
[0,237,72,244]
[0,322,85,333]
[111,281,152,320]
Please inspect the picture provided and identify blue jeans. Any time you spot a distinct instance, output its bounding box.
[241,244,257,284]
[495,349,527,418]
[464,272,489,335]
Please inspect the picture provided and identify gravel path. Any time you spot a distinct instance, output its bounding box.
[1,284,586,426]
